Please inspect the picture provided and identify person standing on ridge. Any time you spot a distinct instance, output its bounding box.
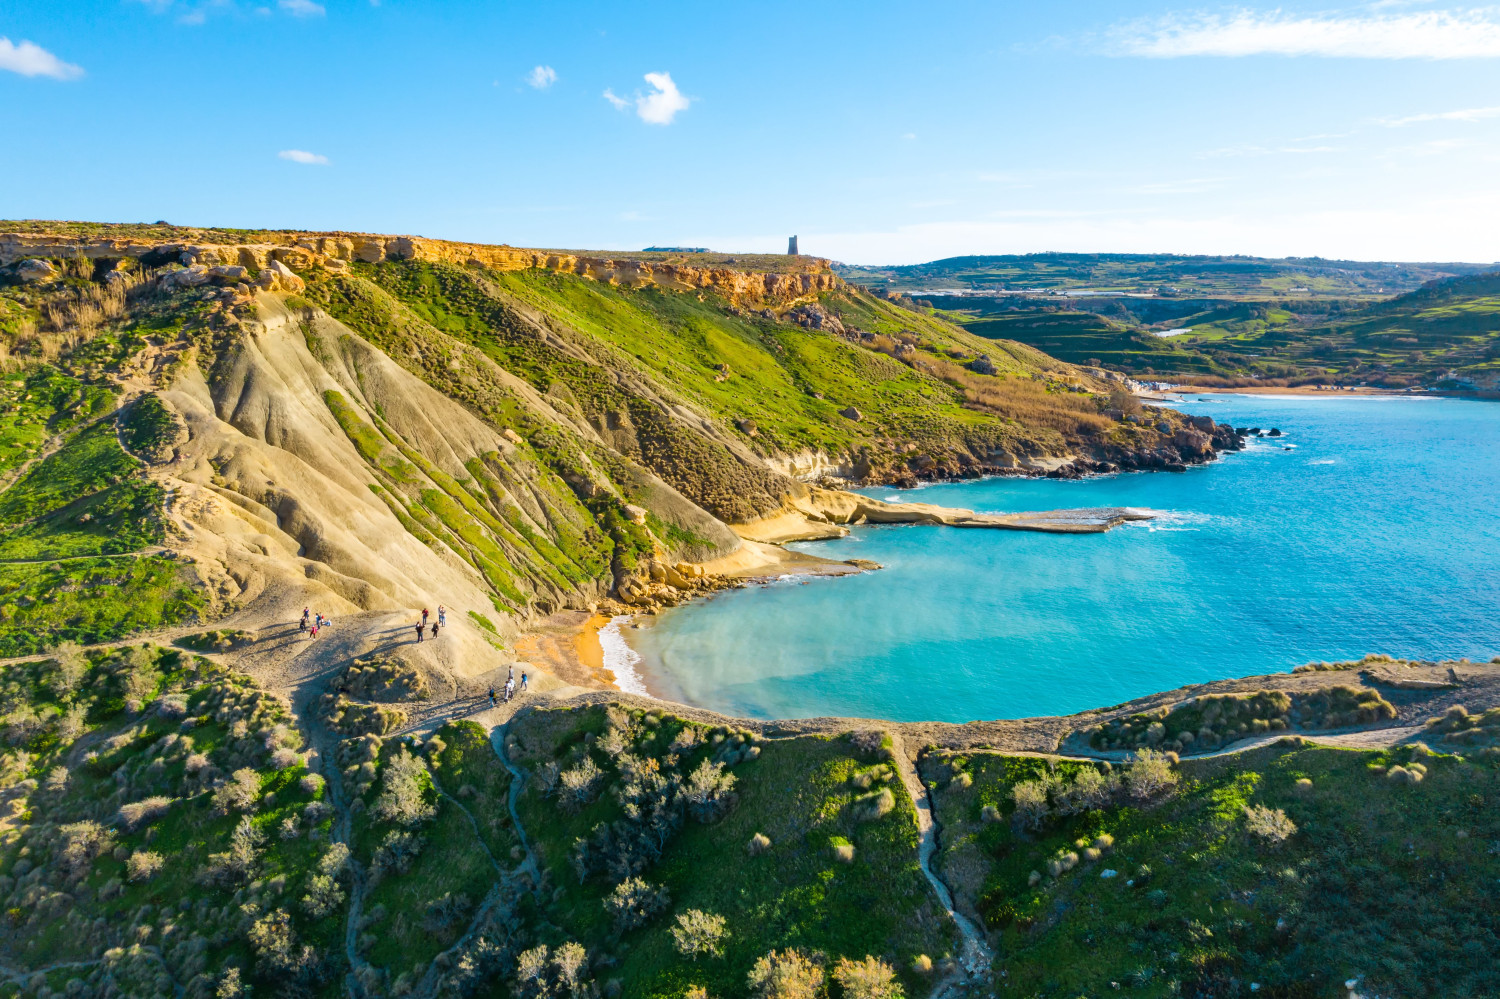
[521,671,528,692]
[415,622,425,643]
[422,608,429,627]
[431,622,439,639]
[438,605,446,627]
[488,687,496,708]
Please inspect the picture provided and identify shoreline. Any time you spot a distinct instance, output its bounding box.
[597,615,651,695]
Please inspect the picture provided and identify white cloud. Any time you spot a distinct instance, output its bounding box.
[279,149,330,165]
[526,65,557,89]
[1111,8,1500,59]
[1199,143,1339,158]
[1380,105,1500,125]
[604,71,691,125]
[279,0,325,15]
[0,37,84,79]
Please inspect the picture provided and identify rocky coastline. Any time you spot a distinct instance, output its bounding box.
[858,413,1248,488]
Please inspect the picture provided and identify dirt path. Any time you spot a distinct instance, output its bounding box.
[889,732,994,992]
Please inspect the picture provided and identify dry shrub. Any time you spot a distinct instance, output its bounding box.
[373,747,436,827]
[1126,749,1179,801]
[848,730,890,760]
[603,876,670,933]
[671,908,727,960]
[1387,764,1425,784]
[851,787,895,823]
[117,795,172,831]
[558,756,605,812]
[833,955,904,999]
[126,850,164,882]
[1243,804,1298,845]
[212,768,261,815]
[830,837,856,863]
[301,872,345,919]
[747,832,772,855]
[911,955,933,975]
[1010,779,1051,831]
[747,949,824,999]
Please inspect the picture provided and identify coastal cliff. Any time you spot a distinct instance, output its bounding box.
[0,222,838,305]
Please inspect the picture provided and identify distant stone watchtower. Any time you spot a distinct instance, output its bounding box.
[787,235,799,256]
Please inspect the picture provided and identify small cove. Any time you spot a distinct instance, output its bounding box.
[624,394,1500,722]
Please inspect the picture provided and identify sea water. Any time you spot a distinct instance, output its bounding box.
[624,394,1500,723]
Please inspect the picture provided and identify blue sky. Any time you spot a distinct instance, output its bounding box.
[4,1,1500,264]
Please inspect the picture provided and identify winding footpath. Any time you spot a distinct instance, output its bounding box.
[889,733,994,995]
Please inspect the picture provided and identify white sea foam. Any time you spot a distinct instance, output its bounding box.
[1136,509,1212,532]
[599,616,651,696]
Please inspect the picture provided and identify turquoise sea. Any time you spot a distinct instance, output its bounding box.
[627,394,1500,723]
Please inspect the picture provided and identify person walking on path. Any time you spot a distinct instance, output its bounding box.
[488,687,496,709]
[430,622,439,639]
[438,605,446,627]
[504,678,514,702]
[421,608,429,628]
[415,622,425,643]
[300,607,309,630]
[309,624,318,640]
[520,671,528,693]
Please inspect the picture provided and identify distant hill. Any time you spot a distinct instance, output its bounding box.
[836,252,1496,300]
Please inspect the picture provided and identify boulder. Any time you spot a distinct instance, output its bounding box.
[623,504,649,525]
[207,264,248,282]
[839,406,864,422]
[255,259,305,294]
[1186,414,1215,432]
[173,265,210,288]
[735,418,758,436]
[968,354,997,375]
[1156,421,1172,434]
[16,258,56,283]
[1267,427,1282,437]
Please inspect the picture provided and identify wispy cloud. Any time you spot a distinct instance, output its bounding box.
[279,149,330,165]
[604,71,691,125]
[1199,143,1340,158]
[526,65,557,89]
[1110,8,1500,59]
[1132,177,1230,194]
[1380,105,1500,125]
[278,0,324,15]
[0,37,83,79]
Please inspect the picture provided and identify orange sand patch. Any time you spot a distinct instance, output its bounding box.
[515,611,616,690]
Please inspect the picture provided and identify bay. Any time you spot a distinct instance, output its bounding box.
[626,395,1500,722]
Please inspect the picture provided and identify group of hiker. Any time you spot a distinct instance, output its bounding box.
[414,605,447,643]
[488,665,527,708]
[303,601,528,713]
[300,608,331,638]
